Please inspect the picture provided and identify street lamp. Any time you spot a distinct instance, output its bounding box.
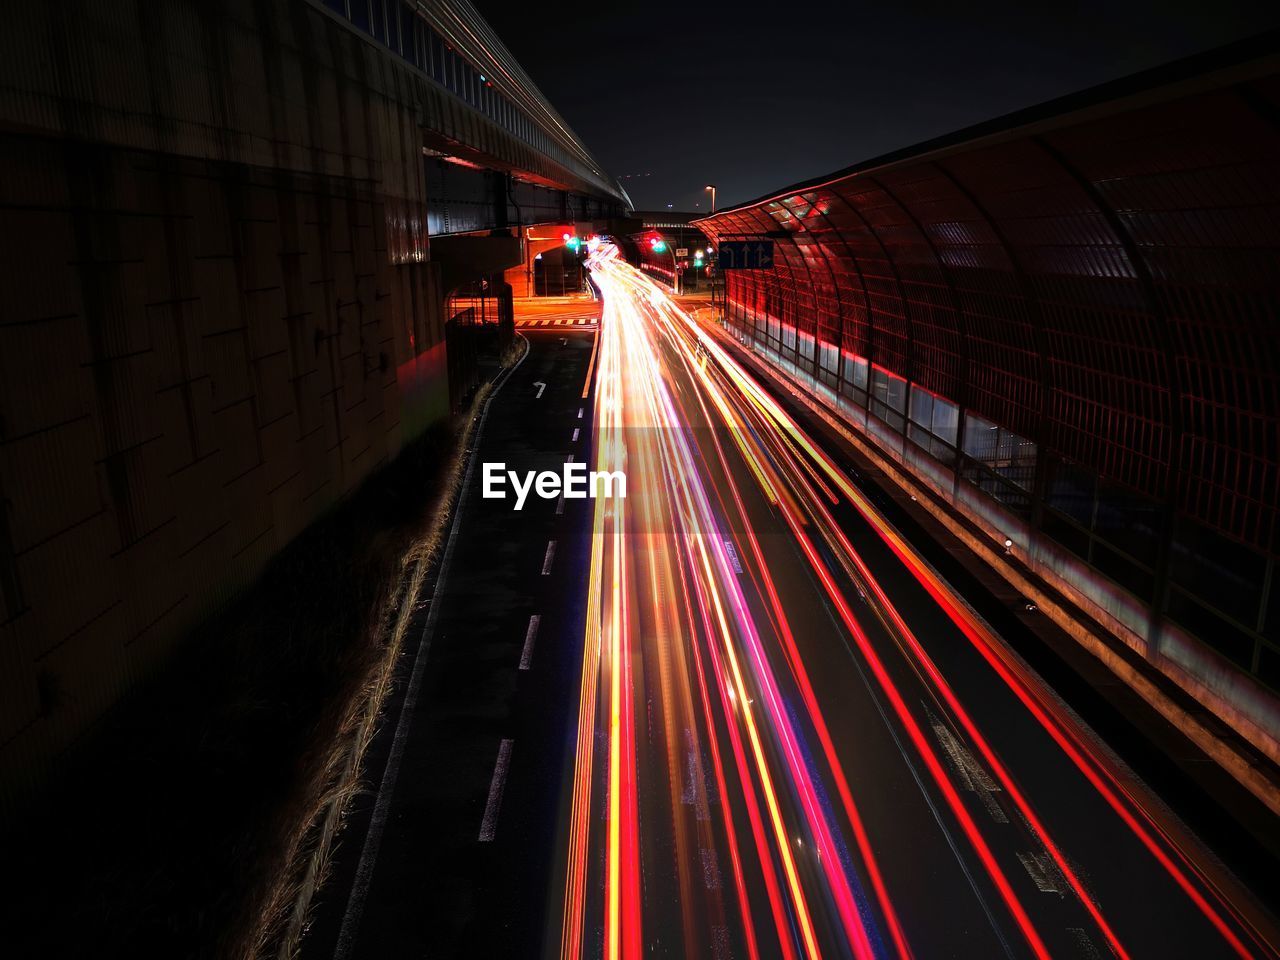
[705,184,717,213]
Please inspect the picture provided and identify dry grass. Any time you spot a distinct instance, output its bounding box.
[245,380,496,960]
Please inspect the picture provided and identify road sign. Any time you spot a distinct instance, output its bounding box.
[718,239,774,270]
[675,247,689,257]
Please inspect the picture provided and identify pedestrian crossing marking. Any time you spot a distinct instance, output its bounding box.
[515,315,600,328]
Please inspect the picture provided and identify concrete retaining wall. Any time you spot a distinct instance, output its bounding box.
[0,0,450,818]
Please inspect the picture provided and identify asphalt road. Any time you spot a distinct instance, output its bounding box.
[301,322,600,958]
[303,249,1278,960]
[514,293,602,330]
[555,246,1278,960]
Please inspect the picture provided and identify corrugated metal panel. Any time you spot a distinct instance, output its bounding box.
[696,43,1280,698]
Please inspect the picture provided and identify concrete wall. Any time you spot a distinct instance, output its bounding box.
[0,0,454,818]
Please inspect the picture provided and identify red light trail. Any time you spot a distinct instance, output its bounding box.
[556,243,1277,960]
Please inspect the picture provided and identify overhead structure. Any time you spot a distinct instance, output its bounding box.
[0,0,628,818]
[695,32,1280,765]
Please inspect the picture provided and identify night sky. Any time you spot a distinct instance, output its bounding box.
[473,0,1278,211]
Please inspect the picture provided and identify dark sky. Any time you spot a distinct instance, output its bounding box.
[472,0,1277,211]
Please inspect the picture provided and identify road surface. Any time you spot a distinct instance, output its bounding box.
[556,242,1278,960]
[303,247,1277,960]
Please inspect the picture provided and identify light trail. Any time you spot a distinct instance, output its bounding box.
[557,243,1275,960]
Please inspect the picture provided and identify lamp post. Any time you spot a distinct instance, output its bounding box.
[705,184,717,213]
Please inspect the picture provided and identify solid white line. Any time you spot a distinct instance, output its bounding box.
[519,615,541,671]
[541,540,557,575]
[555,494,565,516]
[334,336,531,959]
[571,428,580,442]
[478,739,514,842]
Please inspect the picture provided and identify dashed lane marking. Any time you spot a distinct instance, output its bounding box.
[478,739,514,841]
[333,335,531,958]
[519,615,541,671]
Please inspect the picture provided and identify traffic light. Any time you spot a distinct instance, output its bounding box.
[651,239,667,253]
